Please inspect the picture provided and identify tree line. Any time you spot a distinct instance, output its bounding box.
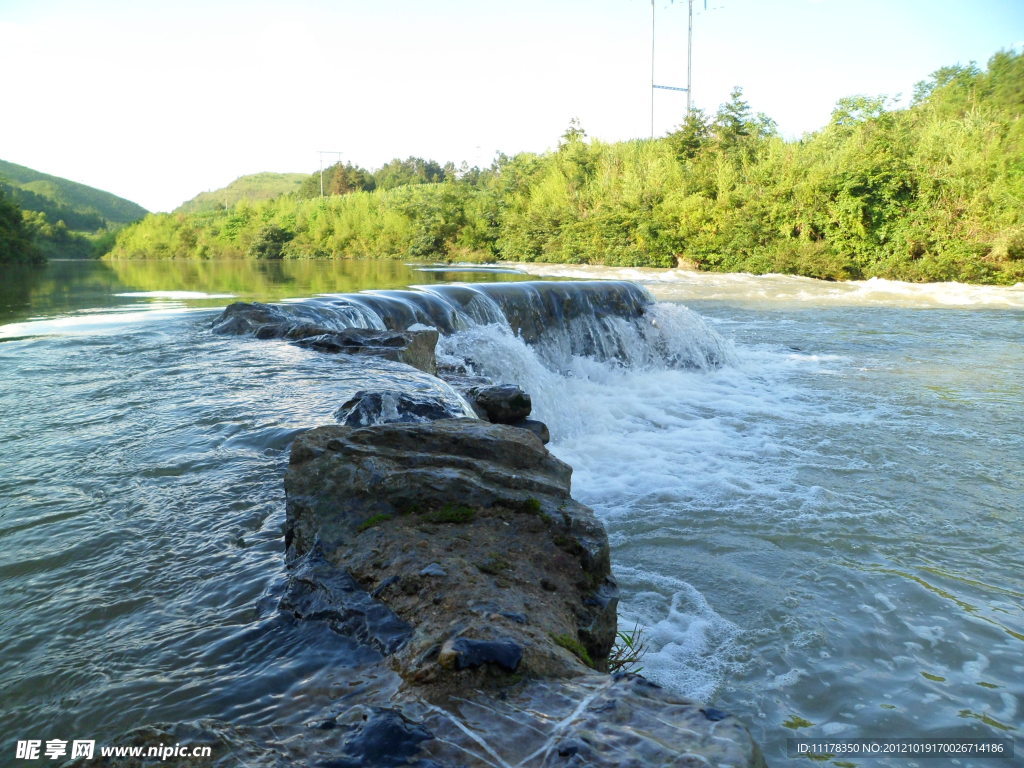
[0,189,44,263]
[102,51,1023,284]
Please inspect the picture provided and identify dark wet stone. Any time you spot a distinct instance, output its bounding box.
[69,674,767,767]
[211,302,290,335]
[211,301,337,340]
[510,417,550,444]
[439,637,523,672]
[292,328,438,374]
[370,575,400,599]
[466,384,532,424]
[701,707,731,721]
[279,545,412,655]
[338,708,432,766]
[557,738,585,757]
[335,390,462,427]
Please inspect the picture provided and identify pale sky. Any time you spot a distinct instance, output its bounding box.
[2,0,1021,213]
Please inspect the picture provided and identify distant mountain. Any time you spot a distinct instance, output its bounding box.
[0,159,148,227]
[174,172,308,213]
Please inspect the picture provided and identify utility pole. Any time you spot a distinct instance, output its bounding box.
[686,0,693,115]
[317,151,343,198]
[651,0,656,139]
[650,0,700,137]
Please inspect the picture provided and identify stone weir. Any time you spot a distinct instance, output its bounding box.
[76,282,762,768]
[209,279,659,364]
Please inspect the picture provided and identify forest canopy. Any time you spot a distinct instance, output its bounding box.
[103,51,1024,284]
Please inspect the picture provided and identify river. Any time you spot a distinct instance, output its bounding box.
[1,259,1021,766]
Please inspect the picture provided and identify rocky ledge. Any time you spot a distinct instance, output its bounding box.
[284,418,617,688]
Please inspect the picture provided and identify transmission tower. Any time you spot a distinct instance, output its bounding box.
[650,0,703,138]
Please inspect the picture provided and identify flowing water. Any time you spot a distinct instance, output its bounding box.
[1,259,1021,767]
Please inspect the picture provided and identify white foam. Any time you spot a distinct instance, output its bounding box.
[613,565,742,702]
[439,306,885,535]
[511,263,1024,310]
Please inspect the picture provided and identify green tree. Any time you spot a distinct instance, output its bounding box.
[0,191,44,263]
[374,157,447,190]
[666,108,710,160]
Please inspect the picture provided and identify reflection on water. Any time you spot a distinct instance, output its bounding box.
[0,259,531,329]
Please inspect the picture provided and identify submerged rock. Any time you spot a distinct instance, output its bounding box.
[334,389,465,427]
[211,301,332,338]
[72,675,764,768]
[292,328,438,375]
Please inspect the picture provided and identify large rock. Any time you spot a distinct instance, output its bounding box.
[73,419,765,768]
[278,418,765,765]
[284,418,617,689]
[465,383,532,423]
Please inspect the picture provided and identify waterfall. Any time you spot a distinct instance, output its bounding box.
[264,280,732,372]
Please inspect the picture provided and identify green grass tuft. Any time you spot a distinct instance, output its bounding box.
[357,513,392,532]
[608,622,649,674]
[423,504,475,524]
[551,633,594,668]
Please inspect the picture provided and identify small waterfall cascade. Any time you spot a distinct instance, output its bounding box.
[269,280,732,372]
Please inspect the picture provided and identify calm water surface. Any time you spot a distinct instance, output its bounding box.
[1,259,1021,767]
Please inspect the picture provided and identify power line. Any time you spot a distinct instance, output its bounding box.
[650,0,703,138]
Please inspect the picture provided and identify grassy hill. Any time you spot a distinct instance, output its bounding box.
[0,159,147,225]
[0,159,148,260]
[174,172,308,213]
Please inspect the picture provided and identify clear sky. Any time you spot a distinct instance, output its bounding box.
[2,0,1021,213]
